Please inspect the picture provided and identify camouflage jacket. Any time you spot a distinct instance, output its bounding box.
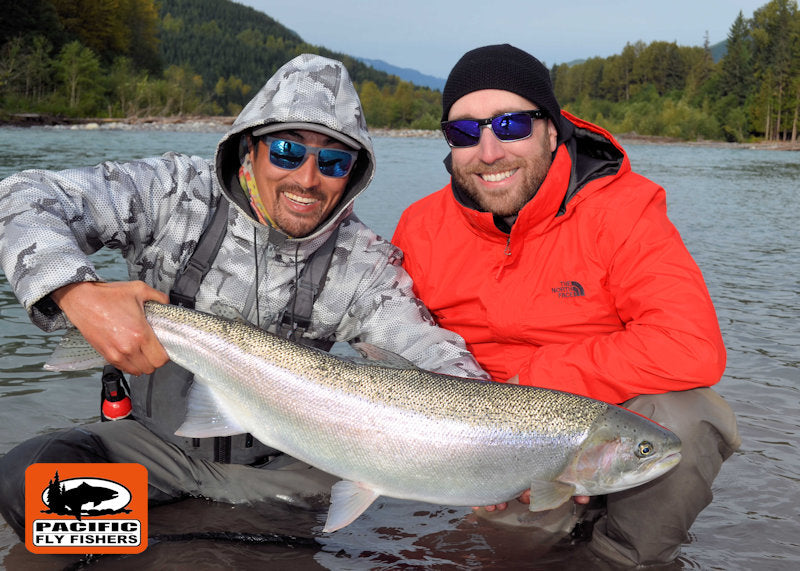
[0,54,486,380]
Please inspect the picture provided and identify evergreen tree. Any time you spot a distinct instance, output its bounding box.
[751,0,798,139]
[719,11,755,104]
[121,0,162,74]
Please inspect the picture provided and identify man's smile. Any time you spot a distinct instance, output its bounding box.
[284,191,318,206]
[480,169,518,183]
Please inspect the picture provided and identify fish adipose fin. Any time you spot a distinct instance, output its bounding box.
[44,329,107,371]
[323,480,381,532]
[527,480,577,512]
[351,342,418,370]
[175,377,247,437]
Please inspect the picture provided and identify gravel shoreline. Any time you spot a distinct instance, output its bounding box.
[0,113,442,138]
[3,114,797,149]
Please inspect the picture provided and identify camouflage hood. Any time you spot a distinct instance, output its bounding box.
[215,54,376,244]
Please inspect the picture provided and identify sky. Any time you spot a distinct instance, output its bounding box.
[237,0,768,79]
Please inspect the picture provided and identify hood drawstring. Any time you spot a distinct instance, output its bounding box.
[287,241,302,340]
[253,227,261,326]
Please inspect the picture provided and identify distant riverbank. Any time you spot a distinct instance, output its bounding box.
[0,113,441,139]
[616,132,800,152]
[0,113,236,132]
[2,113,798,150]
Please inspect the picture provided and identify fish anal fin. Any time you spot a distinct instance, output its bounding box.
[175,377,247,437]
[527,480,577,512]
[323,480,380,532]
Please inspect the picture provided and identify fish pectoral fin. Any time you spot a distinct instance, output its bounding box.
[45,329,107,371]
[322,480,381,533]
[175,377,247,437]
[527,481,577,512]
[350,342,418,370]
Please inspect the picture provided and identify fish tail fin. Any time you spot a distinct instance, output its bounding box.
[44,328,107,371]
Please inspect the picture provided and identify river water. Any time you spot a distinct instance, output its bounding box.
[0,126,797,569]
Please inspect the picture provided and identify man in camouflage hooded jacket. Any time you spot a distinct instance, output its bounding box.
[0,54,487,540]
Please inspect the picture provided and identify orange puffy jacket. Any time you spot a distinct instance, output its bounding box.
[393,112,725,404]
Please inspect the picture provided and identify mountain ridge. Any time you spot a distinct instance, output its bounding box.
[356,57,445,91]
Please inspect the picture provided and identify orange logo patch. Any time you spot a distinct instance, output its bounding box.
[25,463,148,554]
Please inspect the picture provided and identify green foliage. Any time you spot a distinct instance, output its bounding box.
[0,0,440,128]
[555,0,799,142]
[748,0,800,140]
[0,0,66,50]
[55,40,102,112]
[567,92,721,141]
[1,0,797,141]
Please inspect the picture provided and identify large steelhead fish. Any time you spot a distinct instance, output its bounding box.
[46,302,681,532]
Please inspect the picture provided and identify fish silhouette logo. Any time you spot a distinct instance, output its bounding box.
[25,463,148,554]
[41,472,132,520]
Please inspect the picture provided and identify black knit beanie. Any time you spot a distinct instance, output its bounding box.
[441,44,572,144]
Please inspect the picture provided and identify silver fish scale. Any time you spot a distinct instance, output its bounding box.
[173,302,608,435]
[143,302,663,507]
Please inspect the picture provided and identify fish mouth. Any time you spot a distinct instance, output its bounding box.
[592,451,683,495]
[641,451,682,481]
[659,451,682,470]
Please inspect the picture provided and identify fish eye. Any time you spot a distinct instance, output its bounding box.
[636,441,654,458]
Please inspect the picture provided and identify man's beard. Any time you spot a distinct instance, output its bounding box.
[271,182,331,238]
[452,150,552,217]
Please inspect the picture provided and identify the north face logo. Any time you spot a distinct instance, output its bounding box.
[552,281,585,298]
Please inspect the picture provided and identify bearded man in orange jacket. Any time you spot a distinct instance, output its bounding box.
[392,44,740,567]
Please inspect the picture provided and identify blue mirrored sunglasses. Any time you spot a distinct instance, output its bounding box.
[441,110,546,148]
[263,137,358,178]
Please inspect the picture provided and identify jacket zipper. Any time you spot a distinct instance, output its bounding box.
[496,235,512,279]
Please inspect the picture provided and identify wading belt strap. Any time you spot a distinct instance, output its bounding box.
[169,200,230,309]
[280,226,339,345]
[167,200,230,462]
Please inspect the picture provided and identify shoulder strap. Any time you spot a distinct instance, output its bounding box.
[279,226,339,347]
[169,200,230,309]
[168,198,337,350]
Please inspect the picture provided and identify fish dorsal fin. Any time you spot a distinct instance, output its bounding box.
[209,301,249,324]
[175,377,247,438]
[45,329,107,371]
[527,480,577,512]
[351,342,417,370]
[323,480,381,532]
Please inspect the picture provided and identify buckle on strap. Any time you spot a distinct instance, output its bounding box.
[169,291,196,309]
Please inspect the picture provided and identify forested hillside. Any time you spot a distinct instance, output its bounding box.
[552,2,799,143]
[0,0,797,141]
[0,0,441,128]
[157,0,427,118]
